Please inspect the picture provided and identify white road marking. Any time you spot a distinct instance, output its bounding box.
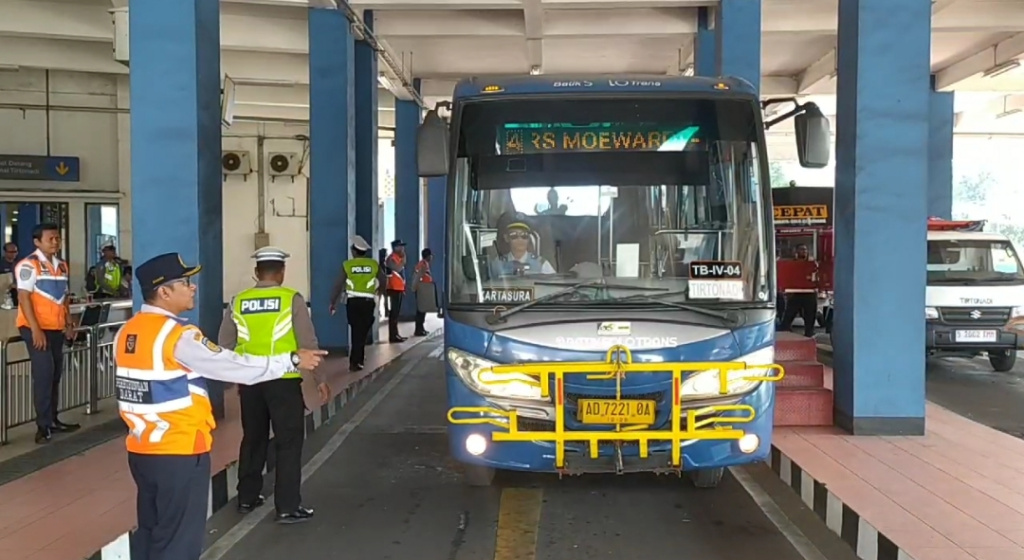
[729,466,830,560]
[201,357,421,560]
[428,346,443,360]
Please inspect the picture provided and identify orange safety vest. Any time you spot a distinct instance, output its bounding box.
[15,253,69,331]
[114,312,216,456]
[386,253,406,291]
[415,259,433,284]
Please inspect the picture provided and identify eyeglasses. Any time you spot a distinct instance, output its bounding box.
[507,231,530,240]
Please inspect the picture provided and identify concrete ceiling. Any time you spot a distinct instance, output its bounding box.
[1,0,1024,129]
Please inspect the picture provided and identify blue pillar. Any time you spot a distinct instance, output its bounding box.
[832,0,929,435]
[426,176,446,311]
[354,10,379,342]
[308,7,355,352]
[16,204,39,258]
[0,204,7,245]
[928,76,954,219]
[87,204,103,264]
[715,0,761,92]
[129,0,224,418]
[693,7,716,77]
[394,82,422,320]
[354,10,379,248]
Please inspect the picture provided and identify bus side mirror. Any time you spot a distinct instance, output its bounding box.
[794,103,830,169]
[417,109,450,177]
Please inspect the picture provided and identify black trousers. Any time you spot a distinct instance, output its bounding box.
[19,328,65,430]
[128,452,211,560]
[237,378,305,513]
[780,292,818,337]
[386,289,404,340]
[347,297,376,366]
[414,311,426,333]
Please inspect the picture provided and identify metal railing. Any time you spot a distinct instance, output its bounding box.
[0,321,126,444]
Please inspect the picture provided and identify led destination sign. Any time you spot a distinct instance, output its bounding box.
[500,123,700,155]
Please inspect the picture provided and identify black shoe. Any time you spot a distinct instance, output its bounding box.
[413,330,427,337]
[237,495,265,514]
[389,336,407,343]
[350,363,364,372]
[276,506,314,524]
[35,428,51,444]
[51,420,80,433]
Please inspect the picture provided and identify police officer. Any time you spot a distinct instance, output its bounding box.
[330,236,387,371]
[219,246,329,524]
[115,252,325,560]
[86,245,130,299]
[384,239,408,343]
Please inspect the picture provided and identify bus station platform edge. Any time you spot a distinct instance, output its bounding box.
[0,317,441,560]
[773,401,1024,560]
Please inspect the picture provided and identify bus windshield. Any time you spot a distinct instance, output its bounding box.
[447,97,772,308]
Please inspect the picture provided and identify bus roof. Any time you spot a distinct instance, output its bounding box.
[452,75,758,99]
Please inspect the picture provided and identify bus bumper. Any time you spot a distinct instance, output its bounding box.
[446,346,782,475]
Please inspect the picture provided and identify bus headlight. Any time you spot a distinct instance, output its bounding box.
[926,307,939,320]
[681,346,776,398]
[446,348,545,400]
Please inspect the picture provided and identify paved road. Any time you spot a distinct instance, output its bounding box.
[203,338,854,560]
[925,352,1024,437]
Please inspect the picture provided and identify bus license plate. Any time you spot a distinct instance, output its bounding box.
[578,399,656,425]
[954,329,998,343]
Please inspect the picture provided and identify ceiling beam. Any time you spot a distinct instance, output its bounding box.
[796,48,835,95]
[933,32,1024,91]
[522,0,543,71]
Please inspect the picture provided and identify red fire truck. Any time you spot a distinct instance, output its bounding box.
[772,186,834,334]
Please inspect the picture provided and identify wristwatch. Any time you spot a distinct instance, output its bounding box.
[290,352,301,367]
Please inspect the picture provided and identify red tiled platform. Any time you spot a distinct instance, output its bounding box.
[774,332,834,427]
[0,319,440,560]
[773,403,1024,560]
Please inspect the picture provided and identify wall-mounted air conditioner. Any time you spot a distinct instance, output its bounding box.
[222,151,252,178]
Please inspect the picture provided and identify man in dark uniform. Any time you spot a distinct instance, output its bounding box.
[219,246,330,524]
[330,235,387,371]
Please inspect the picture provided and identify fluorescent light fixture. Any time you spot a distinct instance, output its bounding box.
[530,65,542,75]
[996,108,1021,119]
[983,59,1020,79]
[233,78,298,88]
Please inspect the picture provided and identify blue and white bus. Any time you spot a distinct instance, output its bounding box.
[417,75,830,487]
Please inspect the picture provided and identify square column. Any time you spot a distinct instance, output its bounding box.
[832,0,930,435]
[355,10,379,248]
[394,86,422,320]
[354,10,379,343]
[426,176,446,311]
[929,76,955,219]
[693,7,716,77]
[308,8,355,352]
[129,0,224,417]
[715,0,761,92]
[16,204,39,258]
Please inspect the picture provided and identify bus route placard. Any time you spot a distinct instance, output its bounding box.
[500,123,700,155]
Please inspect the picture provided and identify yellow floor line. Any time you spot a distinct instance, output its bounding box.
[493,487,544,560]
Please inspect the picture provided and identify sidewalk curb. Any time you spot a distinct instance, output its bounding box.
[91,329,442,560]
[769,447,913,560]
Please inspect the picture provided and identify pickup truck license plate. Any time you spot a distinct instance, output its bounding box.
[954,329,998,343]
[578,399,656,424]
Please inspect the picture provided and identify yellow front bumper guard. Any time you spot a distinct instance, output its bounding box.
[447,345,784,469]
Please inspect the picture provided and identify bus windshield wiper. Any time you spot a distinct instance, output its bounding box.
[613,290,746,327]
[485,279,655,324]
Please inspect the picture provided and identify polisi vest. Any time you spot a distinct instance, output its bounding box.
[16,253,69,331]
[114,313,216,455]
[344,257,379,298]
[98,261,122,294]
[386,253,406,291]
[231,286,300,379]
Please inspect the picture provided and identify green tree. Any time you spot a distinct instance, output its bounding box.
[952,171,994,213]
[769,161,789,188]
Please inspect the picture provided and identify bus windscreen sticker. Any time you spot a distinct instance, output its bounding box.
[688,261,744,300]
[480,287,535,304]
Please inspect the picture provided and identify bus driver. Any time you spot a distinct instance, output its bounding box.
[488,216,556,277]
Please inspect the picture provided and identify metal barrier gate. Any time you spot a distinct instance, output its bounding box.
[448,345,785,470]
[0,321,126,444]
